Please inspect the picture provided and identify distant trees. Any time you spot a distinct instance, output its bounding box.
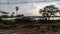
[0,10,8,15]
[39,5,60,20]
[0,10,9,18]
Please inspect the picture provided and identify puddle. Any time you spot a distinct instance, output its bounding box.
[54,30,60,34]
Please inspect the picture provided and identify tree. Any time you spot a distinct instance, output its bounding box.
[39,5,60,20]
[0,10,9,18]
[15,6,19,11]
[0,10,8,14]
[11,12,14,17]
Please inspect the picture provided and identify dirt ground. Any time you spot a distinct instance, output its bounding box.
[0,24,60,34]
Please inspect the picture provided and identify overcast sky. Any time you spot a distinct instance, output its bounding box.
[0,0,60,16]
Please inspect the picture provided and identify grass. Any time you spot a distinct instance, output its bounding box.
[0,20,60,28]
[0,20,60,34]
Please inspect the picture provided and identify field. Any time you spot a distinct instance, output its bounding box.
[0,24,60,34]
[0,20,60,34]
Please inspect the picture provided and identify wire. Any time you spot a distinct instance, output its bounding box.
[0,2,39,4]
[0,1,47,4]
[0,0,59,4]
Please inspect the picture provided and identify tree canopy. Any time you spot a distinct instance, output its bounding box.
[39,5,60,20]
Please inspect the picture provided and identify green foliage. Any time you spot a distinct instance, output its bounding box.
[0,20,60,28]
[39,5,60,20]
[0,15,14,18]
[0,22,5,28]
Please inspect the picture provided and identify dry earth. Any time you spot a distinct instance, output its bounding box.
[0,24,60,34]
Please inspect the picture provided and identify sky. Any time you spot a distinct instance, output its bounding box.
[0,0,60,16]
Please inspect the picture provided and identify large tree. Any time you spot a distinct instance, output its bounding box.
[39,5,60,20]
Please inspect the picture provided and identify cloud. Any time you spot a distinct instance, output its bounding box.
[0,0,60,16]
[0,0,9,12]
[0,0,7,3]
